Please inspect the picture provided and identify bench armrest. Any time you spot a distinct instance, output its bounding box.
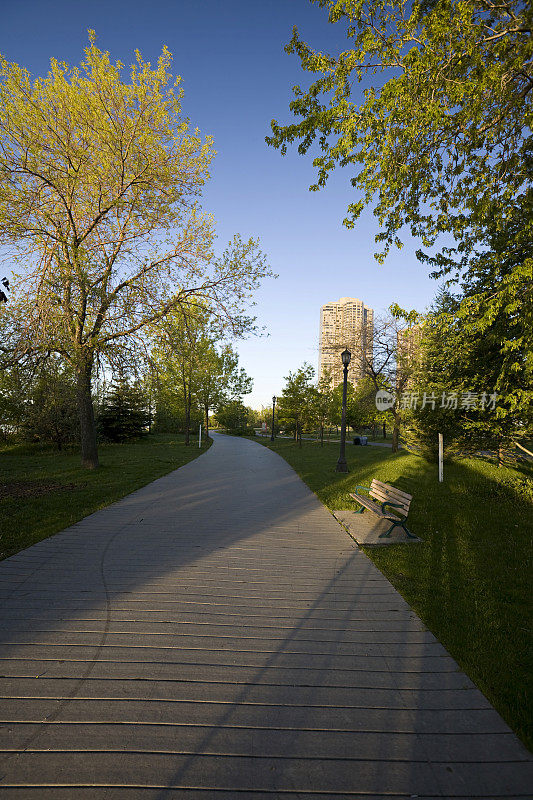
[354,485,372,497]
[381,500,406,518]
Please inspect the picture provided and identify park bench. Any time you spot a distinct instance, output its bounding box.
[349,479,415,539]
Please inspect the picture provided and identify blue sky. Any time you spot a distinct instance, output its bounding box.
[1,0,442,408]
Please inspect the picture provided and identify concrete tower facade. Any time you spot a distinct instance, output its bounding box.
[319,297,374,389]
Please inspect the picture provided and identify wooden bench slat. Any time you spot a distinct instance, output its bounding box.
[349,494,388,519]
[368,487,411,510]
[372,477,411,492]
[374,490,411,506]
[370,497,410,514]
[351,486,409,511]
[371,480,412,500]
[370,495,411,510]
[369,486,410,504]
[349,493,405,519]
[371,480,412,502]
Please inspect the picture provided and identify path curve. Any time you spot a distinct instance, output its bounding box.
[0,432,530,798]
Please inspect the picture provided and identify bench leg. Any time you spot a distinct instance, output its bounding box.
[354,505,365,514]
[379,519,417,539]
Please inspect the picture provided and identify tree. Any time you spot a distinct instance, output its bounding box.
[0,350,38,441]
[151,305,252,442]
[455,195,533,429]
[0,34,271,467]
[196,342,252,439]
[359,314,418,451]
[0,354,78,449]
[349,376,381,435]
[98,378,149,443]
[277,364,315,446]
[311,371,334,445]
[216,400,253,434]
[267,0,531,274]
[330,380,355,428]
[403,287,531,463]
[151,307,206,446]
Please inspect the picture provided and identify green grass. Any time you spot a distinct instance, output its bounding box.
[254,436,533,751]
[0,434,211,560]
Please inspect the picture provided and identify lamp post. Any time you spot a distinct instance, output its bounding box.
[270,396,276,441]
[335,348,351,473]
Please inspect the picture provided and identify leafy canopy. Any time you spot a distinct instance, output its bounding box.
[277,363,316,433]
[401,287,531,460]
[267,0,532,271]
[0,32,271,364]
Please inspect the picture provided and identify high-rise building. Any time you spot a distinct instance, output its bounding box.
[319,297,374,389]
[396,323,424,389]
[397,323,423,362]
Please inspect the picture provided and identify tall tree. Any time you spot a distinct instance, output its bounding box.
[349,375,382,436]
[455,194,533,426]
[358,314,418,451]
[151,308,205,446]
[0,354,78,449]
[267,0,531,275]
[0,34,271,467]
[311,371,334,446]
[151,306,252,442]
[330,380,356,428]
[216,400,253,434]
[403,285,531,463]
[98,377,149,443]
[196,342,252,439]
[277,364,315,447]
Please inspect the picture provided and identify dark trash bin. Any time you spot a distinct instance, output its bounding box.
[353,436,361,445]
[360,436,368,446]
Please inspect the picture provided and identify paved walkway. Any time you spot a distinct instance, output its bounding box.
[0,432,530,798]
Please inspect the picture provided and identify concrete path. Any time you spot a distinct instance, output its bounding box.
[0,432,530,799]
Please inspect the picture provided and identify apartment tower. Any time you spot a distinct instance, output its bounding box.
[396,322,424,389]
[319,297,374,389]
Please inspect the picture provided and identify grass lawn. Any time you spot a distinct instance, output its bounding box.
[254,436,533,751]
[0,433,211,561]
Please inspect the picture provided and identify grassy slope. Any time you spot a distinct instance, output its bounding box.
[1,433,211,561]
[254,436,533,751]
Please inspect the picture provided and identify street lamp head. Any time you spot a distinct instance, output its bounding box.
[272,395,276,404]
[341,348,352,367]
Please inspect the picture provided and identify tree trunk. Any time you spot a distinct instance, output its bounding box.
[391,411,401,453]
[184,391,191,446]
[382,422,386,439]
[320,424,324,447]
[75,359,99,469]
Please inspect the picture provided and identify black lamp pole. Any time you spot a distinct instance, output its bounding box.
[335,349,351,473]
[270,395,276,441]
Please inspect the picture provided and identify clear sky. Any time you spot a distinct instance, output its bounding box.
[1,0,442,408]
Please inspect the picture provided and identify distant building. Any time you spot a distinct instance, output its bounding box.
[396,323,424,388]
[319,297,374,389]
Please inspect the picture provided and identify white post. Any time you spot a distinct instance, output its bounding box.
[199,424,202,448]
[438,433,443,482]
